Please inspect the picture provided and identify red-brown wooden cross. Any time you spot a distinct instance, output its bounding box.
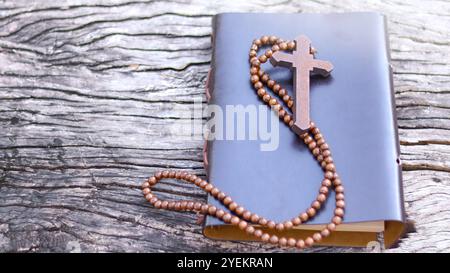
[270,35,333,135]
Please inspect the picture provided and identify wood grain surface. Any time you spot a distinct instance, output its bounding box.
[0,0,449,253]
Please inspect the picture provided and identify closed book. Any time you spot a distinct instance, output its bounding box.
[203,12,405,248]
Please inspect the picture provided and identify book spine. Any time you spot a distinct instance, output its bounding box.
[203,15,219,178]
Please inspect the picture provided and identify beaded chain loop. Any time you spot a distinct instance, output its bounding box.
[141,35,345,249]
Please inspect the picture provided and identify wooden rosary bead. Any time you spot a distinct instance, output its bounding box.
[269,35,278,43]
[296,239,306,249]
[273,84,281,92]
[257,88,266,97]
[319,186,329,195]
[292,217,302,225]
[336,193,345,200]
[284,220,293,229]
[325,171,334,180]
[261,74,269,82]
[283,115,291,123]
[259,55,268,63]
[261,233,270,242]
[230,216,240,225]
[258,217,268,226]
[300,212,309,222]
[269,235,279,244]
[211,187,220,196]
[312,147,321,156]
[335,208,345,217]
[322,178,332,187]
[311,200,321,210]
[335,185,345,193]
[229,202,238,211]
[142,188,151,195]
[245,225,255,235]
[142,181,150,189]
[321,228,331,238]
[332,216,343,225]
[222,213,232,223]
[149,176,158,184]
[238,221,248,230]
[251,60,260,67]
[200,204,208,213]
[317,193,327,203]
[217,192,226,200]
[276,223,285,231]
[235,206,245,215]
[307,207,316,217]
[208,206,217,215]
[204,184,213,192]
[251,214,260,223]
[305,237,314,246]
[199,180,208,188]
[327,223,336,231]
[194,202,202,210]
[333,178,342,187]
[154,200,162,208]
[254,81,263,89]
[216,209,225,218]
[223,196,232,205]
[313,233,322,242]
[254,229,263,238]
[144,194,153,201]
[326,163,335,172]
[287,100,294,108]
[304,136,313,144]
[261,36,269,44]
[287,41,296,50]
[320,143,329,150]
[243,210,252,220]
[189,174,197,182]
[336,200,345,208]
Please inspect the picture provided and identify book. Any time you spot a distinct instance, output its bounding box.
[203,12,405,248]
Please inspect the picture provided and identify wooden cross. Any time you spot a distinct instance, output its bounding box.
[270,35,333,135]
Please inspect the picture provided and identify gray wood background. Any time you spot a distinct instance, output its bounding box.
[0,0,449,253]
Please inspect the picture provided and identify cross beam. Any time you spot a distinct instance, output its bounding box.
[270,35,333,135]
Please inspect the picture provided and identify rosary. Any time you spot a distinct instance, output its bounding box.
[141,35,345,249]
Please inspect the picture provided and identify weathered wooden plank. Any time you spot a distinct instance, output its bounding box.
[0,0,449,252]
